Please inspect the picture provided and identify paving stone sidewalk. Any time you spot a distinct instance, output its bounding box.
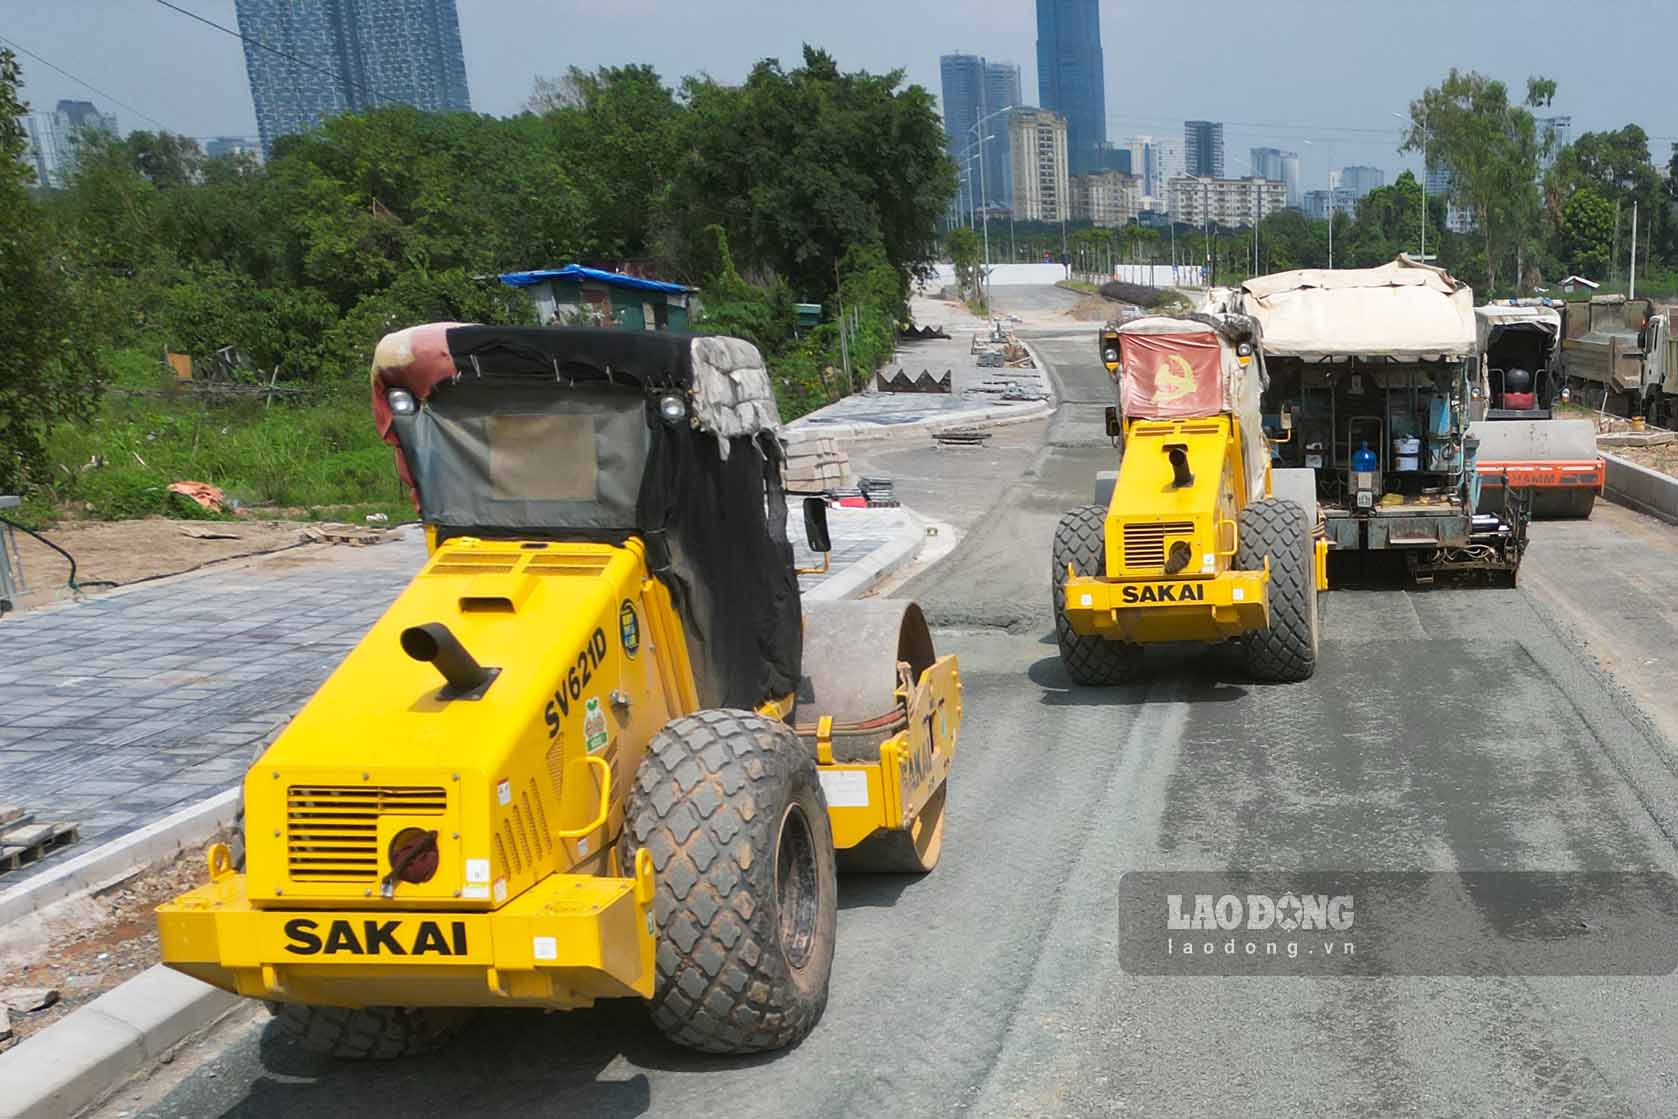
[0,509,912,885]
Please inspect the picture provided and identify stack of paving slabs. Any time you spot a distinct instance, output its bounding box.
[0,805,79,874]
[858,477,900,508]
[782,435,853,495]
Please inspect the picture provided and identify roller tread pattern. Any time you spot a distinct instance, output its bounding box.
[620,709,836,1054]
[1052,505,1143,685]
[269,1003,469,1060]
[1236,498,1317,682]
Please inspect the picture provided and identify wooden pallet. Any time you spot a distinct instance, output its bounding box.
[0,819,79,873]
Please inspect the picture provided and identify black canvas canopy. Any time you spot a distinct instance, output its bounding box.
[373,324,800,712]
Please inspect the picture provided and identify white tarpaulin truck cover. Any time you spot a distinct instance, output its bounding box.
[1237,256,1477,362]
[1474,303,1561,353]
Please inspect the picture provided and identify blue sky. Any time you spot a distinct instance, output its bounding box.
[5,0,1675,188]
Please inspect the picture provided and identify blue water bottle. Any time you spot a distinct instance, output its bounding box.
[1352,441,1378,472]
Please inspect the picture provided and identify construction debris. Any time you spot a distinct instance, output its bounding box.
[301,523,398,547]
[0,988,60,1014]
[0,808,80,874]
[166,481,227,513]
[178,524,241,540]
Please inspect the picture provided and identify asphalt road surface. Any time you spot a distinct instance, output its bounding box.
[106,312,1678,1118]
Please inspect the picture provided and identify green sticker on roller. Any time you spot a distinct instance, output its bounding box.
[584,696,608,752]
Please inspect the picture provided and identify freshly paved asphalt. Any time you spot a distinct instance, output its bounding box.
[101,314,1678,1118]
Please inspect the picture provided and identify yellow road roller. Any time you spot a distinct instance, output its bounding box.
[1056,314,1323,684]
[157,325,960,1057]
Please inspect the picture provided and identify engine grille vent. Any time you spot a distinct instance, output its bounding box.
[286,785,446,881]
[427,553,520,577]
[526,554,612,576]
[1123,521,1195,569]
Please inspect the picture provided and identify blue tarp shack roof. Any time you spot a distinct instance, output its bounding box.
[498,265,695,295]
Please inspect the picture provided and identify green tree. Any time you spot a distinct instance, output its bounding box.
[1404,69,1548,294]
[528,65,682,260]
[663,46,955,306]
[946,227,982,304]
[1341,172,1438,267]
[1560,186,1615,278]
[0,49,100,491]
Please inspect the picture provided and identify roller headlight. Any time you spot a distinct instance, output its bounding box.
[387,388,417,416]
[1104,348,1119,364]
[657,393,688,424]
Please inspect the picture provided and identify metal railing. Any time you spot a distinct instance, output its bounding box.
[0,496,24,611]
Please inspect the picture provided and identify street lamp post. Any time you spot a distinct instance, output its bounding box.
[968,105,1016,312]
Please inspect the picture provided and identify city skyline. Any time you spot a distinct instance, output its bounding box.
[5,0,1671,195]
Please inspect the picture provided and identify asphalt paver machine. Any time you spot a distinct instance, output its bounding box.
[157,325,960,1057]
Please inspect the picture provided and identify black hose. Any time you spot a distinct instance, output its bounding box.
[0,513,122,598]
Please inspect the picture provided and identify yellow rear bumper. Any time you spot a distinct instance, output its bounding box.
[1061,569,1270,643]
[157,856,656,1011]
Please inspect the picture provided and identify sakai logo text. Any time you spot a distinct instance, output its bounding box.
[283,918,469,956]
[1167,893,1354,932]
[1122,582,1205,604]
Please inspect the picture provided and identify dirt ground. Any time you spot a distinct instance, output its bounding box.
[1617,440,1678,478]
[0,837,230,1049]
[2,518,313,615]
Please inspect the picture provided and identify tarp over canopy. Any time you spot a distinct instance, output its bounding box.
[1474,303,1561,353]
[369,323,799,712]
[1237,256,1477,362]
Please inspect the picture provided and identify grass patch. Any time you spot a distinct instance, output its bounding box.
[1057,279,1102,296]
[27,349,414,526]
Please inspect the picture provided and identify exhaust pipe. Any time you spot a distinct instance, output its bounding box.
[401,622,496,697]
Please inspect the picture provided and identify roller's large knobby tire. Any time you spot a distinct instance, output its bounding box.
[1236,498,1318,683]
[269,1003,471,1060]
[1052,505,1143,685]
[621,710,838,1054]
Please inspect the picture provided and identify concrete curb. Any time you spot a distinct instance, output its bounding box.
[0,966,239,1119]
[0,789,241,928]
[804,509,928,602]
[1602,451,1678,525]
[785,398,1054,447]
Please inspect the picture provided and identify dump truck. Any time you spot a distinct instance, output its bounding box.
[1056,313,1322,684]
[1467,303,1603,518]
[157,325,960,1058]
[1560,294,1678,424]
[1228,258,1528,584]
